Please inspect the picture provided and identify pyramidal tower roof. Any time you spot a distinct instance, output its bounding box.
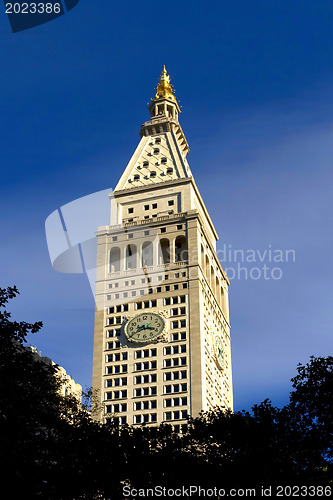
[114,67,192,192]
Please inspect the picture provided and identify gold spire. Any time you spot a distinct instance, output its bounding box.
[154,65,176,102]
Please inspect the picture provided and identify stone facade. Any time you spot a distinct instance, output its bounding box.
[92,68,233,430]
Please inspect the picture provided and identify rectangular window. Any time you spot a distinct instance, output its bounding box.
[128,208,134,214]
[144,205,149,210]
[152,203,157,209]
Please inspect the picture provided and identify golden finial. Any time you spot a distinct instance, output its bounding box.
[154,66,176,102]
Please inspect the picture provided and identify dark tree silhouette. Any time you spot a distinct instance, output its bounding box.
[1,286,332,499]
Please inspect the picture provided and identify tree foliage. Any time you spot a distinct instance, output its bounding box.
[0,286,332,499]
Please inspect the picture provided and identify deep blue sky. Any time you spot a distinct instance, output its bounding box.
[1,1,333,412]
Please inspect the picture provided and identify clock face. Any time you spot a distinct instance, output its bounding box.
[125,312,165,343]
[213,334,224,369]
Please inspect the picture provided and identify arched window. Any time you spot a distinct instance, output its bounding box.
[220,285,225,310]
[110,247,120,272]
[201,245,205,270]
[142,241,154,267]
[216,277,220,303]
[210,266,215,293]
[159,238,170,265]
[205,255,210,281]
[126,244,137,270]
[175,236,188,262]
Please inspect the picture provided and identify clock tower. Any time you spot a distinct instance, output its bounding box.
[92,67,233,430]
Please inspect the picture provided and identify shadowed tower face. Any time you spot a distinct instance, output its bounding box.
[92,68,233,430]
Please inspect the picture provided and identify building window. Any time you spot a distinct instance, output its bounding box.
[152,203,157,209]
[144,205,149,211]
[128,208,134,214]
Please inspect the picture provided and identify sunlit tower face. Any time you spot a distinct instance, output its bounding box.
[92,68,233,430]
